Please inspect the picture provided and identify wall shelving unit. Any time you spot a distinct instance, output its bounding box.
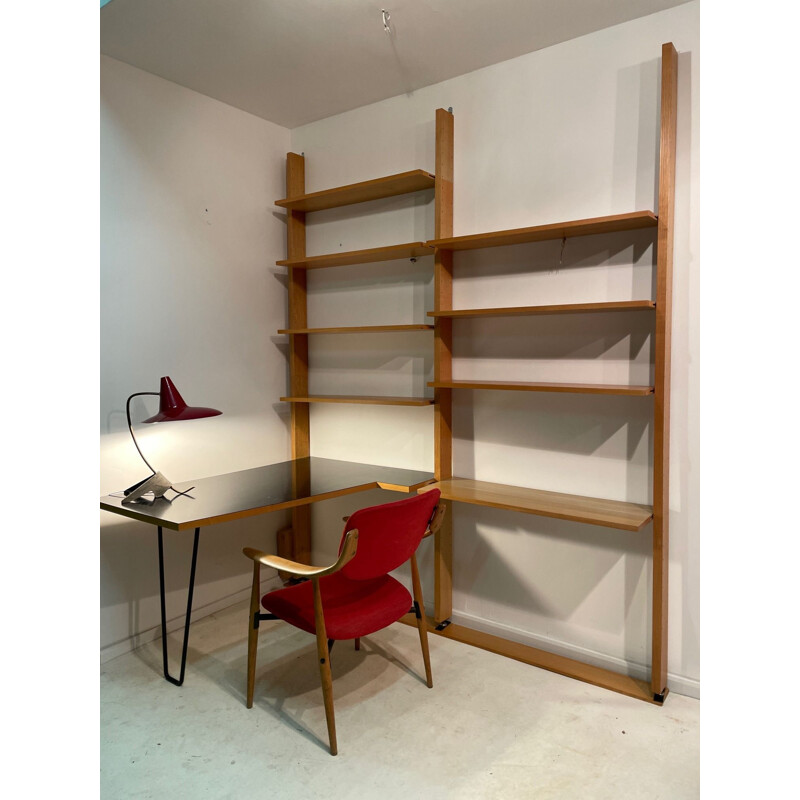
[275,42,676,706]
[412,42,678,706]
[274,110,454,566]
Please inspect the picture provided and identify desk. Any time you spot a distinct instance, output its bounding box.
[100,457,434,685]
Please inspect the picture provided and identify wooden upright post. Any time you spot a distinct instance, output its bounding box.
[652,42,678,699]
[433,109,454,622]
[286,152,312,564]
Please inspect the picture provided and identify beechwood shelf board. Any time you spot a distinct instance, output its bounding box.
[428,301,655,319]
[419,479,653,531]
[428,380,654,396]
[277,242,434,270]
[427,210,657,251]
[280,395,433,407]
[275,169,435,212]
[279,324,433,335]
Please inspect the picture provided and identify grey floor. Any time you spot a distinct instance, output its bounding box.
[101,601,699,799]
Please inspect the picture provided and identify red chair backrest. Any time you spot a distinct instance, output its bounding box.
[339,490,441,581]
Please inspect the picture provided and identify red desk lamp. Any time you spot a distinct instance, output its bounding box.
[122,376,221,504]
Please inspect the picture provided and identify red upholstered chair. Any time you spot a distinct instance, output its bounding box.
[242,489,444,755]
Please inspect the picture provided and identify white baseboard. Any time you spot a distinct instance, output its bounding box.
[450,610,700,700]
[100,575,283,665]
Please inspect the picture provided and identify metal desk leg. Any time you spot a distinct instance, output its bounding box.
[157,526,200,686]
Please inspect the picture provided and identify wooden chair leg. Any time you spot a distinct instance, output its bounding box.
[312,578,338,756]
[246,562,261,708]
[410,553,433,688]
[354,637,360,651]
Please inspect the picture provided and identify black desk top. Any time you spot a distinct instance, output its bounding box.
[100,457,435,531]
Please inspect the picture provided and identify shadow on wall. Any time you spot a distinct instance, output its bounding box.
[454,230,657,309]
[304,256,434,325]
[613,57,660,215]
[455,311,653,365]
[304,191,435,254]
[456,226,654,272]
[451,502,651,665]
[100,510,290,654]
[309,333,433,397]
[453,391,652,460]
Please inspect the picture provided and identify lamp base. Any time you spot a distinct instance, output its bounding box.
[122,471,174,504]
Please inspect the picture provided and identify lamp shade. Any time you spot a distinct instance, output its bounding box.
[142,376,222,423]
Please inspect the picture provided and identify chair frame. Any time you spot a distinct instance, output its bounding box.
[243,503,444,755]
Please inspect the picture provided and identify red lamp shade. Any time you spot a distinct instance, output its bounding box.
[142,377,222,423]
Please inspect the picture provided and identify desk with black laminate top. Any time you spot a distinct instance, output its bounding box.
[100,457,434,685]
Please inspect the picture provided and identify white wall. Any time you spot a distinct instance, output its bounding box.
[100,56,291,660]
[290,2,699,696]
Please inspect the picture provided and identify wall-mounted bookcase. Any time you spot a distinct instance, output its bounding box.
[274,110,453,564]
[412,42,678,705]
[275,42,677,706]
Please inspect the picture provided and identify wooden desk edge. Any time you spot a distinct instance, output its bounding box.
[101,475,436,530]
[377,478,436,493]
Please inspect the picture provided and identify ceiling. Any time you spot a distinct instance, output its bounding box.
[101,0,690,129]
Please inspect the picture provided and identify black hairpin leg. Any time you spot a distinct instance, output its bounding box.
[157,526,200,686]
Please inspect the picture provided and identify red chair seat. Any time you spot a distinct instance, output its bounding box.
[262,572,412,641]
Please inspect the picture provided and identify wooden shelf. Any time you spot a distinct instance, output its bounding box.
[428,300,655,319]
[275,169,435,213]
[279,324,433,335]
[428,380,654,396]
[277,242,434,270]
[419,478,653,531]
[281,395,433,407]
[427,211,657,251]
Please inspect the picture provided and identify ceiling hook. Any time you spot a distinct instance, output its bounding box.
[382,9,392,35]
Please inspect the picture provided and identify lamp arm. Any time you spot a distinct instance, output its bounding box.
[126,391,159,474]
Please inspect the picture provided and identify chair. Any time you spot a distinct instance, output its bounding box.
[242,489,444,755]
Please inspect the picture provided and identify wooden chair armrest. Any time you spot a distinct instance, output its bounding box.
[243,530,359,579]
[423,504,446,538]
